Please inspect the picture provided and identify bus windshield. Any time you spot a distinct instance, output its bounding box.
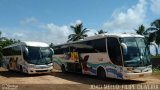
[25,46,52,65]
[120,37,151,67]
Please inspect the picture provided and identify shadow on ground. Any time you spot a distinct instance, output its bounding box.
[0,69,146,85]
[0,70,48,77]
[50,72,146,85]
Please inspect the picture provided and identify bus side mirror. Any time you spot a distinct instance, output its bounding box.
[121,43,127,55]
[50,48,54,56]
[24,47,29,56]
[149,42,158,56]
[23,47,29,60]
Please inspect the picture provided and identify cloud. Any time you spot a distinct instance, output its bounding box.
[42,23,72,44]
[1,0,149,45]
[13,32,24,37]
[0,28,7,37]
[2,20,94,44]
[151,0,160,14]
[20,17,38,25]
[86,30,96,36]
[1,28,32,41]
[70,19,82,26]
[102,0,147,33]
[75,20,82,25]
[42,22,97,44]
[40,20,97,44]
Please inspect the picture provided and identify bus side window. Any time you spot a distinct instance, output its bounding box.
[2,48,7,56]
[107,37,123,66]
[91,38,106,52]
[69,47,79,62]
[54,46,64,54]
[13,45,21,55]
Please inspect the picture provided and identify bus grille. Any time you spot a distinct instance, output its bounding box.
[35,70,48,72]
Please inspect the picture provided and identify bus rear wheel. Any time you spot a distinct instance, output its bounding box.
[97,67,106,79]
[20,66,23,72]
[61,65,66,73]
[7,64,11,71]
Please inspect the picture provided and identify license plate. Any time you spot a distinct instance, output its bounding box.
[139,74,144,77]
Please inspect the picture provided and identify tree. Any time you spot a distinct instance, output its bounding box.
[49,43,54,48]
[95,29,107,35]
[68,23,89,42]
[144,19,160,46]
[135,24,158,46]
[135,24,145,35]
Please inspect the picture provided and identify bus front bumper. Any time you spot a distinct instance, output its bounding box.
[123,70,152,80]
[27,67,53,74]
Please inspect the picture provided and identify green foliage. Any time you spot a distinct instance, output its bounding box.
[135,24,155,48]
[95,29,107,35]
[68,23,89,42]
[49,43,54,48]
[150,54,160,58]
[145,19,160,46]
[153,67,160,74]
[135,24,145,35]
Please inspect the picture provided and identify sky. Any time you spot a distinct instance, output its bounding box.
[0,0,160,45]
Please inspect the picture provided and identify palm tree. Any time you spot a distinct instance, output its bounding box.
[95,29,107,35]
[49,43,54,48]
[144,19,160,46]
[135,25,153,45]
[135,24,145,35]
[68,23,89,42]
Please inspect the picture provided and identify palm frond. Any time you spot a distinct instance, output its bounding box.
[68,34,76,39]
[151,19,160,28]
[68,23,88,42]
[144,27,158,35]
[67,35,76,42]
[81,28,89,34]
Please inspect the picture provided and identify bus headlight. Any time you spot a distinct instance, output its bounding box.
[28,64,35,68]
[48,63,53,67]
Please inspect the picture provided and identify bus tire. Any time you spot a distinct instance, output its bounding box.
[61,64,66,73]
[7,64,10,71]
[20,66,23,72]
[97,67,106,79]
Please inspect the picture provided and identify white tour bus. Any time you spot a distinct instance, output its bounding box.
[2,41,54,74]
[52,34,158,79]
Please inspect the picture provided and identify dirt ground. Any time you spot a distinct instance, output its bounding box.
[0,67,160,90]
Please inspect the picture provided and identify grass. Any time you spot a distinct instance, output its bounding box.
[150,54,160,58]
[153,67,160,74]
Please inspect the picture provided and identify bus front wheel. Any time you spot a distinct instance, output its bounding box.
[97,67,106,79]
[61,64,66,73]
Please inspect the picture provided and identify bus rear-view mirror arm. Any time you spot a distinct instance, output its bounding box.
[24,47,29,56]
[121,43,127,55]
[50,48,54,56]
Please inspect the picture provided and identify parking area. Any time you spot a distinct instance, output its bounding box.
[0,67,160,90]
